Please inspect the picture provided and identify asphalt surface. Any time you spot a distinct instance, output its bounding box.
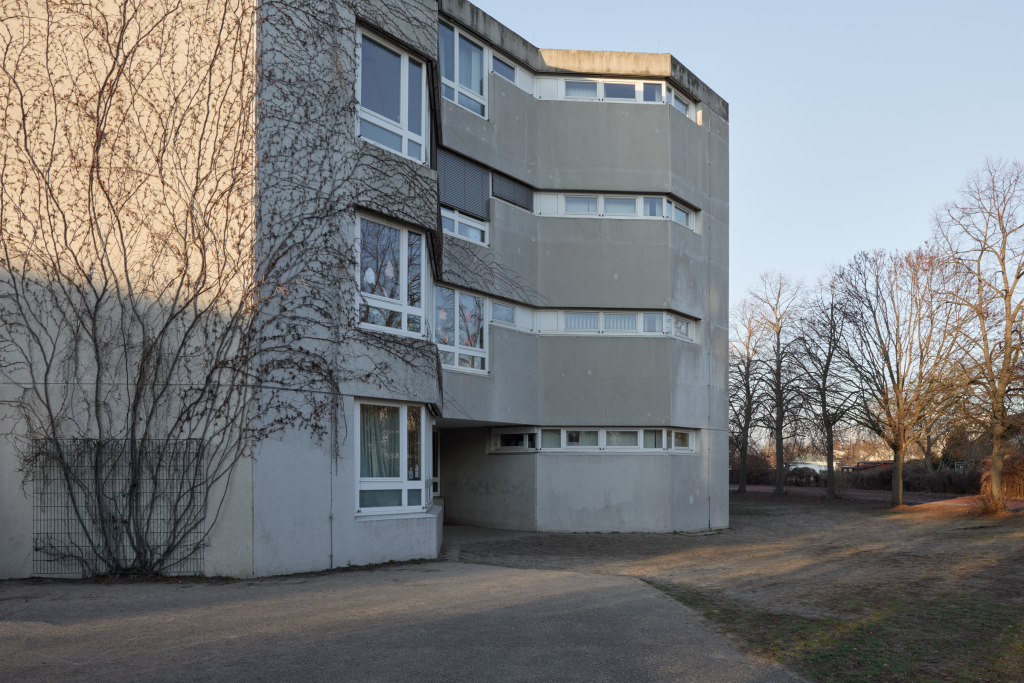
[0,541,804,683]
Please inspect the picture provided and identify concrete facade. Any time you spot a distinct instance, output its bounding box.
[0,0,727,578]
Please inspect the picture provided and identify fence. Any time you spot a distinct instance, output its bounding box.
[32,438,206,576]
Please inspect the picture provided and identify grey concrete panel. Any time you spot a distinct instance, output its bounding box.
[441,326,540,425]
[537,453,672,532]
[709,213,729,273]
[669,108,709,212]
[670,222,709,318]
[709,430,730,529]
[670,452,710,531]
[252,432,332,577]
[440,427,537,530]
[205,455,255,578]
[538,336,673,426]
[537,217,674,309]
[707,110,730,226]
[670,340,711,429]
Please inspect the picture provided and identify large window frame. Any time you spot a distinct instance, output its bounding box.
[355,401,430,514]
[441,207,488,246]
[534,193,699,231]
[355,30,429,164]
[434,285,488,374]
[356,215,427,338]
[439,21,488,118]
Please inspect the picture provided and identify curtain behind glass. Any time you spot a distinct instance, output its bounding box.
[604,314,636,331]
[361,405,400,477]
[458,36,483,94]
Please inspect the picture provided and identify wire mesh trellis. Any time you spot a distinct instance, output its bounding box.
[32,438,206,576]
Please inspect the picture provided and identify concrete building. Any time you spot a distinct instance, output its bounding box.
[0,0,728,578]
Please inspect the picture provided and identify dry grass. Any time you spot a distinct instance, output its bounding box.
[455,493,1024,682]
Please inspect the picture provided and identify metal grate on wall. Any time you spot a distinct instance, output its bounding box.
[32,439,206,576]
[438,148,490,221]
[492,173,534,212]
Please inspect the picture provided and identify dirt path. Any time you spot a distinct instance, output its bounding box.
[729,484,1024,510]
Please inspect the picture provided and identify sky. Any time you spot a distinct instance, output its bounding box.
[470,0,1024,302]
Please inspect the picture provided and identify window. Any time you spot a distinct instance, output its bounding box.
[358,217,424,335]
[643,313,663,333]
[492,429,538,451]
[436,285,487,372]
[671,203,691,227]
[670,315,695,341]
[440,22,486,117]
[669,90,694,118]
[566,430,599,447]
[541,429,562,448]
[357,402,428,512]
[643,430,663,448]
[441,207,487,245]
[603,82,635,99]
[565,196,598,214]
[606,430,639,447]
[603,197,637,215]
[643,83,662,102]
[491,302,516,325]
[565,313,599,330]
[671,430,695,451]
[603,313,637,331]
[643,197,663,217]
[565,80,598,98]
[357,33,428,163]
[493,56,516,82]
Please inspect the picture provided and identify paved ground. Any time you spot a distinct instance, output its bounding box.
[729,484,1024,510]
[0,540,804,683]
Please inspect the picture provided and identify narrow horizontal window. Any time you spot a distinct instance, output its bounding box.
[565,313,598,330]
[673,205,690,227]
[606,430,639,447]
[491,302,516,324]
[458,92,485,116]
[541,429,562,448]
[643,313,663,333]
[360,489,403,507]
[459,221,484,242]
[458,354,485,370]
[643,430,663,448]
[673,95,689,115]
[500,434,525,448]
[493,56,516,82]
[604,82,635,99]
[603,197,637,215]
[567,430,599,447]
[565,81,598,98]
[360,304,401,329]
[604,314,636,331]
[643,197,663,217]
[643,83,662,102]
[674,431,690,449]
[565,196,598,213]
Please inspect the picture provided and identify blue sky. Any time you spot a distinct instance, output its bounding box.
[470,0,1024,302]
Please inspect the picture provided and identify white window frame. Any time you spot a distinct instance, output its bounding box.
[667,87,696,121]
[534,77,671,105]
[356,215,427,338]
[490,301,517,327]
[490,426,539,452]
[669,315,697,342]
[439,21,488,119]
[441,207,488,246]
[669,429,698,453]
[532,427,695,452]
[434,285,488,374]
[355,29,429,165]
[491,54,517,84]
[536,193,699,225]
[354,400,430,514]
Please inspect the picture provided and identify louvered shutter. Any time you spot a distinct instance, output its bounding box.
[437,149,490,221]
[492,173,533,212]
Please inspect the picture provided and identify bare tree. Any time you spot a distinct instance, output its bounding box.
[934,159,1024,511]
[729,298,764,493]
[841,248,964,506]
[749,271,804,495]
[794,267,858,499]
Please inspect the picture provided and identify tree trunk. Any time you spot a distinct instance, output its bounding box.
[891,443,904,507]
[989,425,1006,510]
[774,405,785,495]
[825,423,835,500]
[738,434,748,494]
